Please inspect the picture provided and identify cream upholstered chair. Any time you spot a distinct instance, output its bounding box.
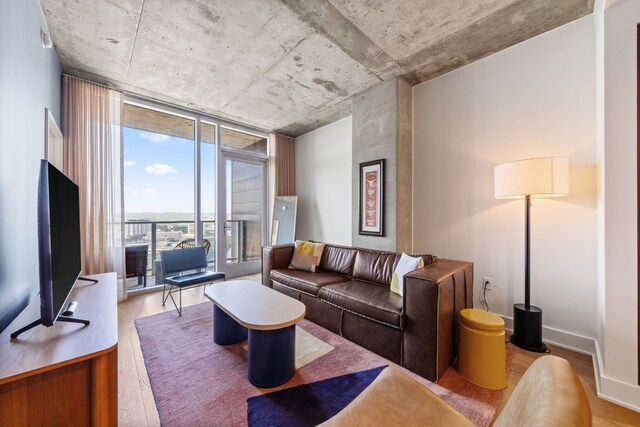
[319,355,591,427]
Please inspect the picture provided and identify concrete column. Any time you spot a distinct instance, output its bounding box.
[352,77,412,252]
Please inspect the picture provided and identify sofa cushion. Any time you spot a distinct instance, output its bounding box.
[319,280,403,329]
[271,269,349,296]
[352,250,400,286]
[320,245,358,276]
[290,240,326,272]
[390,253,424,296]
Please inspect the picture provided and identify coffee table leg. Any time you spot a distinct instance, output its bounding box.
[248,325,296,388]
[213,304,247,345]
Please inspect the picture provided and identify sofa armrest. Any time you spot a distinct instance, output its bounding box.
[402,259,473,382]
[262,243,295,287]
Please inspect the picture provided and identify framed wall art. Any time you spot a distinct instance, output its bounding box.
[359,159,385,236]
[44,108,64,171]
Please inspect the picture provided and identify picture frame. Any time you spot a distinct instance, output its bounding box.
[358,159,385,236]
[44,108,64,171]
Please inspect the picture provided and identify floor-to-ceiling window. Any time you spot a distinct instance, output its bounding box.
[219,127,268,276]
[123,99,268,293]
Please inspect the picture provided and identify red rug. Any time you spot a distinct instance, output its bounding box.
[135,302,515,427]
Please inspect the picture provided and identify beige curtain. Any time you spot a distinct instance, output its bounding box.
[274,133,296,196]
[62,75,126,301]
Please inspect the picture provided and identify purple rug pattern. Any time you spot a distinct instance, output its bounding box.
[247,366,386,427]
[135,302,508,427]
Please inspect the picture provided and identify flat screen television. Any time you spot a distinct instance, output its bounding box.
[10,161,93,340]
[38,159,82,326]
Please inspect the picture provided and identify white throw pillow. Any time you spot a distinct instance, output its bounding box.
[390,253,424,296]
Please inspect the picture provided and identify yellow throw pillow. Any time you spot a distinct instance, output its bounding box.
[390,253,424,296]
[289,240,326,272]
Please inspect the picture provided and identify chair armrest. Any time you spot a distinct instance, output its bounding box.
[493,355,591,427]
[262,243,295,287]
[402,259,473,382]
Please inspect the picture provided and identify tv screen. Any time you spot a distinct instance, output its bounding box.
[38,160,81,326]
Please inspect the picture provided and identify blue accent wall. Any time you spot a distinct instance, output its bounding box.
[0,0,62,333]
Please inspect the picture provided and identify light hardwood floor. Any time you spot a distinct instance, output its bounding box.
[118,277,640,426]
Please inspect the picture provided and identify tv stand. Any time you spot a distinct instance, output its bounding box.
[0,273,117,426]
[58,315,90,325]
[10,312,90,340]
[9,318,43,339]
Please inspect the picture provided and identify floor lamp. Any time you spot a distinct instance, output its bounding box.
[494,157,569,352]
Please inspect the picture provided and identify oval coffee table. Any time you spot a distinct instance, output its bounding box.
[204,280,306,388]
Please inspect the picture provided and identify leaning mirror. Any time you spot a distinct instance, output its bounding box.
[272,196,297,244]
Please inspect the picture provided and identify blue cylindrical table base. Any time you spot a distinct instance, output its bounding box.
[248,325,296,388]
[213,304,247,345]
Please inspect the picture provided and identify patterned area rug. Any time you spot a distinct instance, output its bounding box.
[135,302,515,427]
[247,367,386,427]
[242,326,334,370]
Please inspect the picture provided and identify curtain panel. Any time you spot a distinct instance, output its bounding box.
[274,133,295,196]
[62,75,126,301]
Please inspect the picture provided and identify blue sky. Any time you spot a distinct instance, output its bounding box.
[123,128,215,214]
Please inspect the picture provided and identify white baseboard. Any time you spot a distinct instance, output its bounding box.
[500,314,640,413]
[595,340,640,412]
[500,315,596,355]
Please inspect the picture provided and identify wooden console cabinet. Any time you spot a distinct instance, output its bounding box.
[0,273,118,426]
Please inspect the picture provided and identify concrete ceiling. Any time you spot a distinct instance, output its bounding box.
[40,0,593,137]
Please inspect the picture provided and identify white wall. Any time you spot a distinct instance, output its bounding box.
[413,16,597,341]
[295,116,352,245]
[598,0,640,408]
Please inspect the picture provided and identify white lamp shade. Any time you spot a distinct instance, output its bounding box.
[494,157,569,198]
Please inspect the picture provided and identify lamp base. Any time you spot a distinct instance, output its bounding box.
[510,303,548,353]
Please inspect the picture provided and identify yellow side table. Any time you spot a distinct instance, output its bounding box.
[458,308,506,390]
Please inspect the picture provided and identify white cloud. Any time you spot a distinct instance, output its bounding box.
[143,188,158,195]
[139,131,170,143]
[144,163,178,175]
[124,160,137,167]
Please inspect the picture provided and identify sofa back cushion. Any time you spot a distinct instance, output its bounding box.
[352,250,400,286]
[290,240,326,272]
[320,245,358,276]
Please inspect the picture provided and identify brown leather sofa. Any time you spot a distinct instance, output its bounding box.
[262,242,473,382]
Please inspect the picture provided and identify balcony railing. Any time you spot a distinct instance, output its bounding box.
[124,219,245,275]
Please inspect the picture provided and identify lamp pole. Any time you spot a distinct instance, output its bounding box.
[524,194,530,310]
[512,192,546,352]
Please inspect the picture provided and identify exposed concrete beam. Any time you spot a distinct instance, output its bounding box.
[402,0,594,82]
[277,97,352,137]
[279,0,411,82]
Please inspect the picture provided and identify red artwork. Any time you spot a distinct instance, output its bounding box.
[359,158,384,236]
[365,171,378,227]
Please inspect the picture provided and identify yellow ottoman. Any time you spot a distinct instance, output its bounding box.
[458,308,506,390]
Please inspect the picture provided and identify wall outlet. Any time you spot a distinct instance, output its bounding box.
[483,277,493,291]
